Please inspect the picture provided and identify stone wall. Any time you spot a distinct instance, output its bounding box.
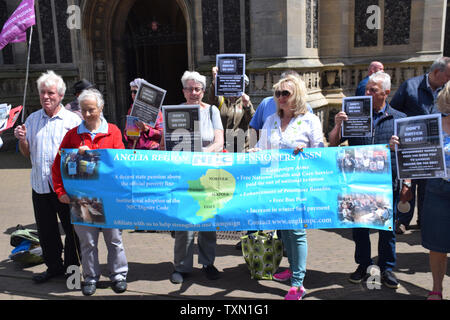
[0,0,447,151]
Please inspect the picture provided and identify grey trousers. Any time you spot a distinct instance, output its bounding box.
[174,231,216,273]
[74,225,128,283]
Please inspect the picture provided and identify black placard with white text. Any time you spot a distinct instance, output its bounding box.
[215,54,246,97]
[395,114,447,179]
[342,96,372,138]
[130,81,166,127]
[162,105,202,152]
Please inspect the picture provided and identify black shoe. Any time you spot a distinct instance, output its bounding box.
[203,265,220,280]
[235,241,242,250]
[381,270,399,289]
[112,280,127,294]
[32,270,64,284]
[170,271,186,284]
[348,265,370,284]
[81,282,97,296]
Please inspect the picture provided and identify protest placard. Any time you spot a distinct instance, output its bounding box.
[395,114,447,179]
[215,54,246,97]
[342,96,372,138]
[129,81,166,127]
[162,105,202,152]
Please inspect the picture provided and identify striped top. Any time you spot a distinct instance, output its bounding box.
[25,106,81,194]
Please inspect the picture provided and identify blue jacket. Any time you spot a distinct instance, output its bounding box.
[390,74,439,116]
[345,103,406,189]
[355,76,369,96]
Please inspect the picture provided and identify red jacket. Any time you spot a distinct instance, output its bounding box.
[52,123,124,198]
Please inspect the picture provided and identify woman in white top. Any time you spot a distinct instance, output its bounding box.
[171,71,224,284]
[251,75,324,300]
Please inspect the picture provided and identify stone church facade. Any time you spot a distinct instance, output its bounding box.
[0,0,449,149]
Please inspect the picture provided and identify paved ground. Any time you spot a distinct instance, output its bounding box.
[0,150,449,301]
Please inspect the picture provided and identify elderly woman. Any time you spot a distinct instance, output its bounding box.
[124,78,163,150]
[52,89,128,296]
[391,82,450,300]
[169,71,224,284]
[251,75,324,300]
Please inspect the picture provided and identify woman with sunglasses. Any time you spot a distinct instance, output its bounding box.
[250,75,324,300]
[124,78,163,150]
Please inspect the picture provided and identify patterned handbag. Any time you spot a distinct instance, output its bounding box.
[241,231,283,280]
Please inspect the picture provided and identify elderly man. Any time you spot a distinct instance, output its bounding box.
[14,70,81,284]
[355,61,384,96]
[329,71,406,289]
[390,56,450,233]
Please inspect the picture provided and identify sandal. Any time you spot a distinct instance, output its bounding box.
[427,291,443,300]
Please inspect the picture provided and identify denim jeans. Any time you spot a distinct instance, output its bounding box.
[352,228,396,272]
[280,229,307,287]
[352,191,398,272]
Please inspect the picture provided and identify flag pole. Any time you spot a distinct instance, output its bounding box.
[21,25,33,123]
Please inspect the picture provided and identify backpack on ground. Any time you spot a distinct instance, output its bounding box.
[9,225,44,266]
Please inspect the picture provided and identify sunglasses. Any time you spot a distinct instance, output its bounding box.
[275,90,291,98]
[131,90,138,94]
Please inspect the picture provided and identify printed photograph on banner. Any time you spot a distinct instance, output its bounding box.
[337,147,389,174]
[70,195,106,225]
[337,192,392,228]
[62,150,101,180]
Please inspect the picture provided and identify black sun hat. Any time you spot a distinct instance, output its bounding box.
[74,79,95,95]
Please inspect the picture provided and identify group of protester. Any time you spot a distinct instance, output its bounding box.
[11,56,450,300]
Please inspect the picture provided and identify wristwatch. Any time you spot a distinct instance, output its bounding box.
[402,181,412,188]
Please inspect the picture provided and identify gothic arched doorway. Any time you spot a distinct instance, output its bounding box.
[82,0,191,124]
[124,0,188,107]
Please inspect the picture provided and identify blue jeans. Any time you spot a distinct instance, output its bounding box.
[280,229,307,287]
[352,191,398,272]
[352,228,396,272]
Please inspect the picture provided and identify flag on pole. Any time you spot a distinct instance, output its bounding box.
[0,0,35,50]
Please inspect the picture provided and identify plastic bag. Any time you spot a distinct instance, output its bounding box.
[241,231,283,280]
